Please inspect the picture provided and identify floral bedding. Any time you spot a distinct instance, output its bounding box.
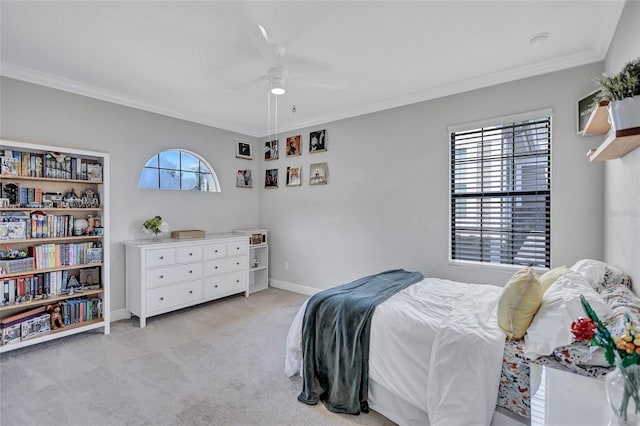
[497,264,637,419]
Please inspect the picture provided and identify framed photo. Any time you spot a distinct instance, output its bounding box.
[265,139,279,160]
[577,90,601,134]
[309,162,328,185]
[236,140,253,160]
[309,129,327,153]
[286,166,301,187]
[286,135,301,157]
[265,169,279,188]
[236,169,253,188]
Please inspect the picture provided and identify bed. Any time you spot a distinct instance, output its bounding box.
[285,259,639,426]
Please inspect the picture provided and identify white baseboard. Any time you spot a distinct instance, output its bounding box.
[109,308,131,322]
[269,279,319,296]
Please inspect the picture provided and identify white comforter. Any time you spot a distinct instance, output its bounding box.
[285,277,506,426]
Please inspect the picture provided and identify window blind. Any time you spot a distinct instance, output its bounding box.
[450,116,551,268]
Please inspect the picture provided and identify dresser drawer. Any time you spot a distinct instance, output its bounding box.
[227,240,248,256]
[203,243,226,260]
[145,248,175,268]
[204,271,247,299]
[146,263,203,288]
[176,246,203,263]
[146,280,202,313]
[204,256,247,276]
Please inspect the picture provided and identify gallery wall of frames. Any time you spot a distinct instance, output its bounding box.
[234,130,328,189]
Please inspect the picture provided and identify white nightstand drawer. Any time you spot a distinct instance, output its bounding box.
[146,263,203,288]
[146,280,203,313]
[203,243,226,260]
[204,271,247,298]
[226,240,247,256]
[176,246,203,263]
[145,248,175,268]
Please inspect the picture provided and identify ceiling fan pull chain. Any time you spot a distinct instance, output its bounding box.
[267,90,272,142]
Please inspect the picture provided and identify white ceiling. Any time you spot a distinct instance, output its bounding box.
[0,1,626,137]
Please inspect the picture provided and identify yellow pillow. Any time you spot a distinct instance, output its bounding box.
[539,266,570,292]
[497,267,543,340]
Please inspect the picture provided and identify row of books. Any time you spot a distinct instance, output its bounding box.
[58,297,103,327]
[2,269,76,303]
[0,149,102,181]
[1,212,78,239]
[28,242,103,269]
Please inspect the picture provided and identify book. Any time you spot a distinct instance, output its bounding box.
[1,156,19,176]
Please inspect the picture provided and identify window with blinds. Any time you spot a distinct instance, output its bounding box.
[450,115,551,268]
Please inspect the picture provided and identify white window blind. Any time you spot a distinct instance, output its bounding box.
[450,115,551,268]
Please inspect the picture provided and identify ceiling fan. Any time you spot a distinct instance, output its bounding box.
[225,23,345,96]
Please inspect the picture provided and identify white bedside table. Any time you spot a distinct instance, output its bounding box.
[530,365,613,426]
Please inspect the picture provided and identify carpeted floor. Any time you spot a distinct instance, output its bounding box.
[0,288,395,426]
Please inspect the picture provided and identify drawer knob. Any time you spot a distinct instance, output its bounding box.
[236,279,240,283]
[159,256,164,260]
[214,266,218,269]
[214,285,218,288]
[236,247,240,250]
[160,275,164,279]
[236,262,240,265]
[189,253,193,256]
[160,297,164,301]
[214,249,218,253]
[189,290,193,294]
[189,270,193,274]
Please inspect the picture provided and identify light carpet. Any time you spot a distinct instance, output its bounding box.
[0,288,394,426]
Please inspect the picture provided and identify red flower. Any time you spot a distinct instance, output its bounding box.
[571,317,596,341]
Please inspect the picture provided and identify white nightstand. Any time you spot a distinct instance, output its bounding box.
[530,365,612,426]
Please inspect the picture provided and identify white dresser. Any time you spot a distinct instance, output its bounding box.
[123,233,248,327]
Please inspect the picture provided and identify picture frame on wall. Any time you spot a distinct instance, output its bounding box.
[265,139,279,160]
[236,169,253,188]
[265,169,279,188]
[236,140,253,160]
[286,135,301,157]
[309,162,328,185]
[577,90,601,135]
[309,129,326,153]
[286,166,301,187]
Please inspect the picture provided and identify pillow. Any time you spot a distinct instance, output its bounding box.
[570,259,607,290]
[523,271,610,359]
[497,267,543,340]
[539,266,570,292]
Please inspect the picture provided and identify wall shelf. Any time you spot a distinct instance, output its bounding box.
[583,101,640,161]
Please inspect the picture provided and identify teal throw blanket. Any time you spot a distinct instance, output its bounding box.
[298,269,424,414]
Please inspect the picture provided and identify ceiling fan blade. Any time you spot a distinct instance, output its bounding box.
[293,75,347,91]
[247,23,280,65]
[224,74,266,95]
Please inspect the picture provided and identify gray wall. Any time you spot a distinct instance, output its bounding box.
[261,63,606,292]
[1,60,615,315]
[603,0,640,294]
[1,78,260,318]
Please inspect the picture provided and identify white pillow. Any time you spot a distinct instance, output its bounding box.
[523,271,610,359]
[570,259,607,289]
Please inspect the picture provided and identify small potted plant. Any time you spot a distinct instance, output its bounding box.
[595,57,640,132]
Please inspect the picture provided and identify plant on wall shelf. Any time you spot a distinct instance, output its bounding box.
[595,58,640,102]
[594,57,640,132]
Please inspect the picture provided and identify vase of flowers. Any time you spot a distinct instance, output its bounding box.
[143,216,169,240]
[571,296,640,425]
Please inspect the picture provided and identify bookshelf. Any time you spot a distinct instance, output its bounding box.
[0,139,110,352]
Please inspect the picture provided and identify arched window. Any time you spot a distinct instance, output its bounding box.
[138,149,220,192]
